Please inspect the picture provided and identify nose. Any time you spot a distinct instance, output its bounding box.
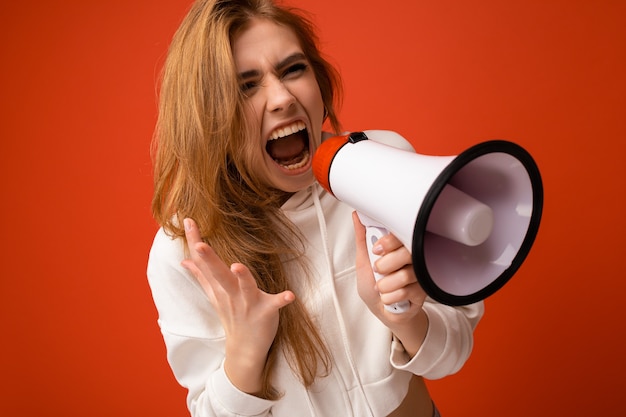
[265,76,296,113]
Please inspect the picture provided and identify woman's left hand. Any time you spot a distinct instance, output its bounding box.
[352,212,429,357]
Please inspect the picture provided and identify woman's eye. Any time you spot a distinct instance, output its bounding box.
[283,63,308,79]
[239,81,258,95]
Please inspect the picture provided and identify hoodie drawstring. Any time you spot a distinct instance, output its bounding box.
[310,184,375,417]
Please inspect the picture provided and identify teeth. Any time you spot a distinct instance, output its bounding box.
[269,121,306,141]
[281,149,310,170]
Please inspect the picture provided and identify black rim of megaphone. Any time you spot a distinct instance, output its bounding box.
[412,140,544,306]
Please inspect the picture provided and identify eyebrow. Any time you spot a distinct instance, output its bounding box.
[237,52,308,80]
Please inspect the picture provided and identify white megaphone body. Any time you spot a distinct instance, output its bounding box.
[312,130,543,309]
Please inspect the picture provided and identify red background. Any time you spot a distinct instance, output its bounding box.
[1,0,624,415]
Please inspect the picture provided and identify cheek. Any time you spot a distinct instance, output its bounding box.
[314,91,325,121]
[238,102,272,179]
[297,74,325,119]
[310,89,325,146]
[303,85,325,129]
[310,84,325,117]
[241,101,267,161]
[243,99,264,134]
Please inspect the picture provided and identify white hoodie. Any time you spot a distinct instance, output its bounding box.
[147,182,483,417]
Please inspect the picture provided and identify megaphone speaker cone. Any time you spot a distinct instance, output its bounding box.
[412,140,543,306]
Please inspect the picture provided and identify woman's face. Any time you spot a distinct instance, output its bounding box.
[232,18,325,193]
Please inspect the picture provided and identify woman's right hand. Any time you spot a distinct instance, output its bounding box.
[181,218,295,395]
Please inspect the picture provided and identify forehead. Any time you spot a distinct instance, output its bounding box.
[231,18,303,71]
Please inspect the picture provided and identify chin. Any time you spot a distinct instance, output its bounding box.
[273,172,315,194]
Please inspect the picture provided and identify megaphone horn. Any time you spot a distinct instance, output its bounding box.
[312,130,543,307]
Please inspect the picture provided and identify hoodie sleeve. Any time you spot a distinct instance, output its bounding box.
[147,228,276,417]
[389,300,484,379]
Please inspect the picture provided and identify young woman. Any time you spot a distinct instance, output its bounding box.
[147,1,483,416]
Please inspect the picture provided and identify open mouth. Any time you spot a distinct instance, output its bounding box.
[266,121,310,170]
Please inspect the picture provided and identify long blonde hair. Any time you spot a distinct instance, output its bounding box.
[151,0,342,399]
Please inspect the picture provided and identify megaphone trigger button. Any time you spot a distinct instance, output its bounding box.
[371,238,383,255]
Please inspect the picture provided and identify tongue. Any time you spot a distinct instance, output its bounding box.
[267,133,306,162]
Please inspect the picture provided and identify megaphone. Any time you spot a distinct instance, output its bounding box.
[312,130,543,308]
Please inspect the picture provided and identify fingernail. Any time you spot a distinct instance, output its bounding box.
[372,244,383,255]
[183,218,192,231]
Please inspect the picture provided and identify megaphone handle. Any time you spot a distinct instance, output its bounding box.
[364,225,411,314]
